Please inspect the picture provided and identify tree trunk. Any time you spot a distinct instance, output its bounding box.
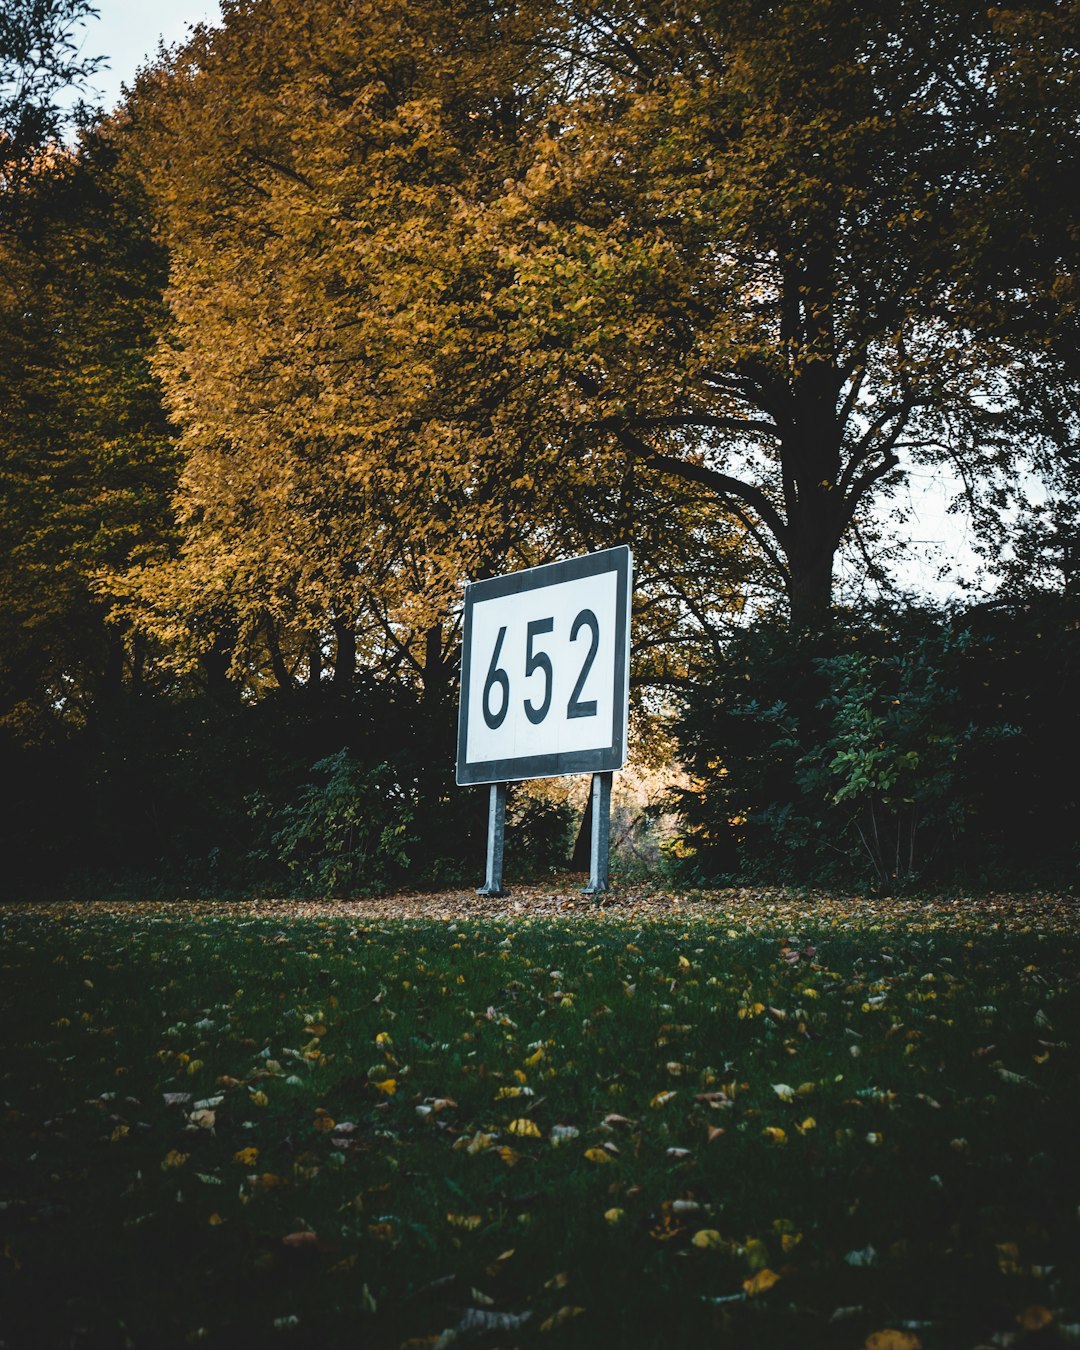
[332,618,355,692]
[265,618,293,690]
[308,634,323,687]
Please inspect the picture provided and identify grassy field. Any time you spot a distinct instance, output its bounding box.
[2,891,1078,1349]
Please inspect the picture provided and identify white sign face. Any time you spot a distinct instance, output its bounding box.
[456,547,632,785]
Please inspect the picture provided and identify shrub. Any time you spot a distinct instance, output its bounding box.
[258,749,417,897]
[673,598,1077,889]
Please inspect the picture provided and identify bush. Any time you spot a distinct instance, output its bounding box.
[254,750,417,897]
[673,597,1078,889]
[505,791,574,877]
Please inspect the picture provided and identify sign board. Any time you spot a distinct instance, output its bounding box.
[456,546,632,786]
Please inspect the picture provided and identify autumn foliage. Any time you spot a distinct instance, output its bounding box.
[1,0,1078,893]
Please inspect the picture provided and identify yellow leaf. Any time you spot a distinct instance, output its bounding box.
[233,1147,259,1165]
[796,1116,816,1134]
[604,1208,625,1224]
[497,1146,520,1166]
[110,1124,130,1142]
[650,1090,678,1108]
[583,1147,613,1164]
[372,1078,397,1096]
[864,1332,923,1350]
[446,1213,482,1230]
[208,1213,224,1226]
[743,1268,781,1296]
[762,1126,787,1145]
[996,1241,1023,1274]
[507,1118,541,1138]
[249,1090,268,1107]
[691,1229,723,1249]
[744,1237,770,1271]
[186,1059,204,1076]
[539,1306,585,1332]
[162,1150,189,1170]
[1017,1306,1053,1332]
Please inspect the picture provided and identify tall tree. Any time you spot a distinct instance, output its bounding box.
[121,0,750,693]
[125,0,1076,650]
[0,128,178,739]
[452,0,1077,626]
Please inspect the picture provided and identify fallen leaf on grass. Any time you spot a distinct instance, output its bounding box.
[583,1147,613,1165]
[484,1249,515,1277]
[1017,1305,1054,1332]
[508,1118,541,1138]
[743,1268,781,1296]
[865,1332,922,1350]
[540,1306,585,1331]
[282,1231,319,1249]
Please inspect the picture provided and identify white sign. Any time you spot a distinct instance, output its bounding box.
[456,547,632,785]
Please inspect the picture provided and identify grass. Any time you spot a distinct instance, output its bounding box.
[1,892,1079,1349]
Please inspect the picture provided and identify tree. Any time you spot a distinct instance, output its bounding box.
[119,0,751,699]
[1,0,102,191]
[0,128,178,741]
[452,0,1078,627]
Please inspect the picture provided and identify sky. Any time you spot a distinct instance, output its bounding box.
[79,0,223,113]
[75,0,987,601]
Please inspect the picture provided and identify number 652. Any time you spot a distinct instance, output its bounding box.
[482,609,600,730]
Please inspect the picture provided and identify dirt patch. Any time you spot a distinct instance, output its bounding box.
[4,880,1077,930]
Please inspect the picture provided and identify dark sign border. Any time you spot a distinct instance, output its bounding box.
[456,546,632,786]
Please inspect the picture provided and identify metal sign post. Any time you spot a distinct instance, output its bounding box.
[477,781,508,897]
[583,770,612,894]
[457,546,632,895]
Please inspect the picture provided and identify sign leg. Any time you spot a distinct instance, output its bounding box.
[477,781,508,896]
[583,771,612,894]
